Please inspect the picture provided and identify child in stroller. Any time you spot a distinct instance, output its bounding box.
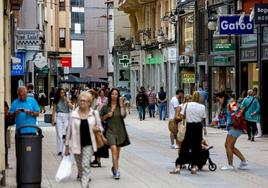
[170,138,217,174]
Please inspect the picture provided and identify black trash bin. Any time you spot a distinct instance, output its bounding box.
[16,125,43,188]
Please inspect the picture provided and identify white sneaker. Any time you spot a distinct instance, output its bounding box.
[239,160,248,169]
[170,144,179,149]
[221,165,235,171]
[255,134,262,138]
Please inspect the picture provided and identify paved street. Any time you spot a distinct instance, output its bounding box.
[5,110,268,188]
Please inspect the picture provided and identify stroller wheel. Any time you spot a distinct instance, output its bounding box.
[198,165,203,170]
[188,164,193,171]
[208,163,217,171]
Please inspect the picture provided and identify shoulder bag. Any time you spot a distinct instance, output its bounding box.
[232,98,255,130]
[93,111,105,149]
[177,103,188,143]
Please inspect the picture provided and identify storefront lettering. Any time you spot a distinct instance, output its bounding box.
[220,20,253,31]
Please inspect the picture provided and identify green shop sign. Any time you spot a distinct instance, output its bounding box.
[213,56,229,64]
[145,53,163,64]
[214,43,235,52]
[35,65,48,74]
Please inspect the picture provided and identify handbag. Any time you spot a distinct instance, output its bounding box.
[232,98,255,130]
[93,110,105,149]
[168,119,177,135]
[177,103,188,142]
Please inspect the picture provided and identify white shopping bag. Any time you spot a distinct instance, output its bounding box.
[55,155,74,182]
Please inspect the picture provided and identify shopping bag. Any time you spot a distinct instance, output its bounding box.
[55,155,74,182]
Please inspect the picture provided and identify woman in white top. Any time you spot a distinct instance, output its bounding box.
[172,91,206,175]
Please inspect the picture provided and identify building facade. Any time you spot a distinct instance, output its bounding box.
[118,0,178,103]
[0,0,24,184]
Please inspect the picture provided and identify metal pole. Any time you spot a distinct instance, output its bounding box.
[176,0,181,90]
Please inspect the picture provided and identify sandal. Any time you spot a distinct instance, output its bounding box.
[169,167,180,174]
[191,166,197,175]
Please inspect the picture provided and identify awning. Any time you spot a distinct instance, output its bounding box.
[80,77,109,84]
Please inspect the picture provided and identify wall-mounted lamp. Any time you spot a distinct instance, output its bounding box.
[256,64,259,71]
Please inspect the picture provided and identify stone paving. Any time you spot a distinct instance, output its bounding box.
[4,110,268,188]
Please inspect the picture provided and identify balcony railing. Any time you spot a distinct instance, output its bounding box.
[10,0,23,10]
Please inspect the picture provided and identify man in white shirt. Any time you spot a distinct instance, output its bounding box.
[169,89,184,149]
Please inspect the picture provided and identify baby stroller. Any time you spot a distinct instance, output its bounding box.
[187,146,217,171]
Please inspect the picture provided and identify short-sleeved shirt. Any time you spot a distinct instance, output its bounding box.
[147,91,156,105]
[9,97,40,134]
[180,102,206,123]
[169,96,179,119]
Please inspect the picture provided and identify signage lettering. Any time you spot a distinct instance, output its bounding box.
[219,16,254,35]
[255,4,268,24]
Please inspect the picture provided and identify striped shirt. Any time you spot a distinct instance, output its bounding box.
[147,90,156,105]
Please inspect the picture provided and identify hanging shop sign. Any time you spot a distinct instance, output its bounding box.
[213,56,229,64]
[61,57,72,67]
[214,43,235,52]
[11,53,24,76]
[145,52,163,64]
[255,4,268,24]
[119,55,131,68]
[182,73,195,84]
[219,16,254,35]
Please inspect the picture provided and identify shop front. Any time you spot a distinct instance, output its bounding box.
[144,49,165,93]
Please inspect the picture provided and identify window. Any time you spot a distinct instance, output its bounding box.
[86,56,92,69]
[59,0,65,11]
[51,26,53,47]
[98,55,104,69]
[59,28,66,48]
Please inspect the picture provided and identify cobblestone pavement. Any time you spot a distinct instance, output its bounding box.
[5,110,268,188]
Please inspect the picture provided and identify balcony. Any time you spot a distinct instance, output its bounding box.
[10,0,23,10]
[118,0,154,11]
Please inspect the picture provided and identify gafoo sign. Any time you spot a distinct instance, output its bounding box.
[219,16,254,35]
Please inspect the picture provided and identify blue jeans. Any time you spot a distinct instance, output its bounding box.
[158,103,167,120]
[148,104,155,117]
[137,105,146,120]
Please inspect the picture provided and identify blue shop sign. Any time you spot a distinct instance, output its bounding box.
[219,16,254,35]
[11,52,24,76]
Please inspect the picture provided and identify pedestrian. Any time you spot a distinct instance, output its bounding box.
[26,83,39,102]
[88,88,99,110]
[99,88,130,179]
[157,86,167,120]
[9,86,40,134]
[49,87,55,109]
[147,87,157,118]
[197,84,208,136]
[171,91,206,175]
[237,90,247,107]
[38,90,47,113]
[136,86,148,121]
[168,89,184,149]
[240,89,260,142]
[123,90,131,114]
[216,91,248,171]
[4,101,15,168]
[96,89,108,112]
[65,92,105,187]
[91,89,109,168]
[252,87,262,138]
[52,88,74,156]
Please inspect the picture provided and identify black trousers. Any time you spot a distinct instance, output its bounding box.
[176,122,203,166]
[246,120,257,138]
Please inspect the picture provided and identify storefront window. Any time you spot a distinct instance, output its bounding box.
[263,27,268,43]
[211,67,236,123]
[241,27,257,46]
[184,15,194,53]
